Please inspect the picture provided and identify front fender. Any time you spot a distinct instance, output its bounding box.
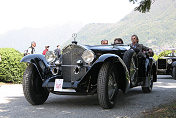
[79,54,130,93]
[21,54,49,79]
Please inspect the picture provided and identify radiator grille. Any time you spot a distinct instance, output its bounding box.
[158,59,167,69]
[62,44,86,82]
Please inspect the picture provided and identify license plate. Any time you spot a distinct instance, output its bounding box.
[54,79,63,91]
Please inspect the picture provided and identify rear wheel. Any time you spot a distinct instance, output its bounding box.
[142,67,153,93]
[23,63,49,105]
[97,62,118,109]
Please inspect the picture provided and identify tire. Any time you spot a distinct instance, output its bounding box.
[152,65,157,82]
[142,68,153,93]
[23,63,49,105]
[123,49,135,71]
[172,67,176,80]
[123,50,137,86]
[97,62,118,109]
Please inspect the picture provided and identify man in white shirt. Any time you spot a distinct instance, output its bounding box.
[27,41,36,55]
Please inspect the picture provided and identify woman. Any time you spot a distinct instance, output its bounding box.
[42,46,49,55]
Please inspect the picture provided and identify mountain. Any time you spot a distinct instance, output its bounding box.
[0,23,83,53]
[66,0,176,54]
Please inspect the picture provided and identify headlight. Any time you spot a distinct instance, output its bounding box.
[167,59,172,64]
[81,50,95,63]
[45,51,56,63]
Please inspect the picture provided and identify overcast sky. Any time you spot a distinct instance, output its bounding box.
[0,0,135,35]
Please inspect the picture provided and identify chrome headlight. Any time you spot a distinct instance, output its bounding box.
[81,50,95,63]
[167,59,172,64]
[45,51,56,63]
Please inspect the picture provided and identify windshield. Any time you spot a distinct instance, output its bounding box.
[166,53,176,57]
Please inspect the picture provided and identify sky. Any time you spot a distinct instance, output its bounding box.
[0,0,135,35]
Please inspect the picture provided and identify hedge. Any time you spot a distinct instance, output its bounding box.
[0,48,27,83]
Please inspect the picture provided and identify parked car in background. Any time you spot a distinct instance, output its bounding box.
[157,49,176,79]
[20,35,157,109]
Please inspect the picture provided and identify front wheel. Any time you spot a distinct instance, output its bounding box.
[97,62,118,109]
[23,63,49,105]
[172,67,176,80]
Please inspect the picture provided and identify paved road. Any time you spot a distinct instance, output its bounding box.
[0,76,176,118]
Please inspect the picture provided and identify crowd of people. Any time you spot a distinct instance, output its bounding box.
[25,42,61,58]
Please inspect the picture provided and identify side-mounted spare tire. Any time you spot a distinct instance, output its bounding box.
[97,62,119,109]
[23,63,49,105]
[123,49,135,72]
[123,49,137,86]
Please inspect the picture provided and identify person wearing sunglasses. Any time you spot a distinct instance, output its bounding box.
[130,34,153,55]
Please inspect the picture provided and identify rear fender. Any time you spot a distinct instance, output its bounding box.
[21,54,50,79]
[79,54,130,93]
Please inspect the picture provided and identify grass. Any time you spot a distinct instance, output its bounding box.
[142,101,176,118]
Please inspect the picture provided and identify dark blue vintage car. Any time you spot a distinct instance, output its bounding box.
[21,39,157,109]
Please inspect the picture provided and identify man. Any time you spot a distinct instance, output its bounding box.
[130,34,154,78]
[101,40,108,45]
[27,41,36,55]
[114,38,123,44]
[43,46,49,55]
[171,49,175,56]
[130,35,153,56]
[54,45,61,58]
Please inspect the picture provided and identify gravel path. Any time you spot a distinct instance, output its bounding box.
[0,76,176,118]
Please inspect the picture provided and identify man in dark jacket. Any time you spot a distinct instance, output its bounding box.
[130,35,154,82]
[54,45,61,58]
[130,35,153,56]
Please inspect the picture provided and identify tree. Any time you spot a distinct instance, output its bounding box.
[129,0,154,13]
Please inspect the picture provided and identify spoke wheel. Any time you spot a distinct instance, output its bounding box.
[142,69,153,93]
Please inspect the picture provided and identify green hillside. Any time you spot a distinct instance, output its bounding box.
[66,0,176,54]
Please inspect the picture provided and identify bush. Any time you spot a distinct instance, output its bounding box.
[0,48,27,83]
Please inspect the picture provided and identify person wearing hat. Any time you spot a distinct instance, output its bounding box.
[54,45,61,58]
[42,46,49,55]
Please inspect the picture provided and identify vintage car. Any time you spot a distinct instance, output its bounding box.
[20,37,157,109]
[157,49,176,79]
